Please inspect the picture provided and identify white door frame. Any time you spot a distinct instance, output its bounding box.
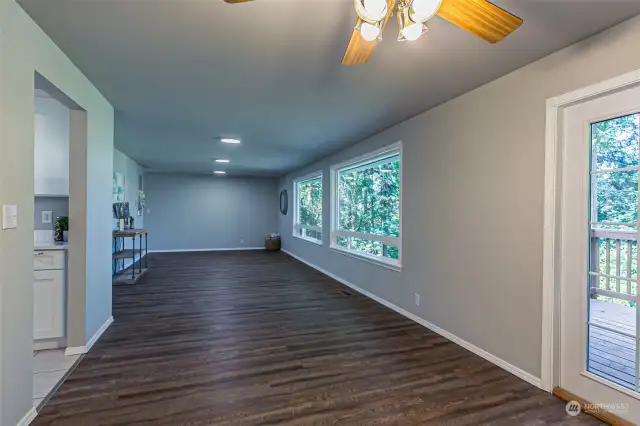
[542,68,640,392]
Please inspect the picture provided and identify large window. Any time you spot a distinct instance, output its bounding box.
[330,143,402,269]
[293,172,323,244]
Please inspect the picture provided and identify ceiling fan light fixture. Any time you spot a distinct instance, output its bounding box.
[354,0,388,23]
[397,1,427,42]
[409,0,442,23]
[359,21,382,42]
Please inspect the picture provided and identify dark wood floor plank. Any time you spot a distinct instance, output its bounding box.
[32,251,602,425]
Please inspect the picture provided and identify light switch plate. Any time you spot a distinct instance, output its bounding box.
[42,211,53,224]
[2,204,18,229]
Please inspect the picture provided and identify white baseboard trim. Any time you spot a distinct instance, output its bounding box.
[64,316,113,356]
[16,407,37,426]
[87,316,114,351]
[282,249,543,390]
[149,247,264,253]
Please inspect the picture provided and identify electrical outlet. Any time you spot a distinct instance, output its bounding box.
[414,293,420,307]
[42,211,53,224]
[240,239,244,245]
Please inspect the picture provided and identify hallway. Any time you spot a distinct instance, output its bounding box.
[33,251,600,425]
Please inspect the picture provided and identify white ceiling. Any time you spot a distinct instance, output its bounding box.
[18,0,640,176]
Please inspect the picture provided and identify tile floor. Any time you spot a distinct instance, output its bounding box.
[33,349,79,410]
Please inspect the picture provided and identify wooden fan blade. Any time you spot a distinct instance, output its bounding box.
[437,0,522,43]
[342,0,396,66]
[341,19,378,66]
[223,0,255,3]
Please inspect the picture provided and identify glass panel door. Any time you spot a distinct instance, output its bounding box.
[588,113,640,392]
[560,83,640,422]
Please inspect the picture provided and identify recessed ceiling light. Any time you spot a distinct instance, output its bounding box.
[215,159,230,163]
[214,171,226,175]
[220,138,241,144]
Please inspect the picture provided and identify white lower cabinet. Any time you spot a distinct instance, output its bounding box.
[33,255,66,341]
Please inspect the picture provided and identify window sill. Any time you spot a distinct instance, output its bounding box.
[330,245,402,272]
[293,235,323,246]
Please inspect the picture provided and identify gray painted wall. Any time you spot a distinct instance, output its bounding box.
[145,174,278,251]
[279,14,640,381]
[34,197,69,231]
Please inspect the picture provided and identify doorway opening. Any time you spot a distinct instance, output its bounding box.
[543,70,640,424]
[32,73,87,411]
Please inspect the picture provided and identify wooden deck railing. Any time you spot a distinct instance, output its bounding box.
[590,228,637,302]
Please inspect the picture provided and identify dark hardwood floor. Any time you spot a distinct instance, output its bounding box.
[33,251,601,425]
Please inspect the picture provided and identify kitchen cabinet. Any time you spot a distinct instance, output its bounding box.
[34,96,69,197]
[33,270,65,339]
[33,250,66,341]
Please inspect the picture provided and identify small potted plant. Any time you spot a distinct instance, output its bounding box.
[54,216,69,242]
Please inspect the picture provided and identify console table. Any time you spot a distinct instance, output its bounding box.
[112,228,148,285]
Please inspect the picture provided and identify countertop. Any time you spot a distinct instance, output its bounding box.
[34,242,68,251]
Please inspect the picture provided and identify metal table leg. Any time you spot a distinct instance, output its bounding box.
[139,233,142,275]
[132,235,136,280]
[145,232,148,269]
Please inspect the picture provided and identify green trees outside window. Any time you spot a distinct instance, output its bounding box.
[295,175,322,242]
[335,151,401,262]
[292,145,402,266]
[591,114,639,307]
[592,114,639,225]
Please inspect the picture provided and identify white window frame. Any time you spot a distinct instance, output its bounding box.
[293,171,323,245]
[330,142,403,271]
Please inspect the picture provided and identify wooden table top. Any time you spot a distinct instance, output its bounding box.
[112,228,148,237]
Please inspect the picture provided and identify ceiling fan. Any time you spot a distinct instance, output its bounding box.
[222,0,522,66]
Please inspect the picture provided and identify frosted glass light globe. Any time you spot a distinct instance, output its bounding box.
[360,22,381,41]
[402,23,423,41]
[411,0,442,22]
[363,0,388,21]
